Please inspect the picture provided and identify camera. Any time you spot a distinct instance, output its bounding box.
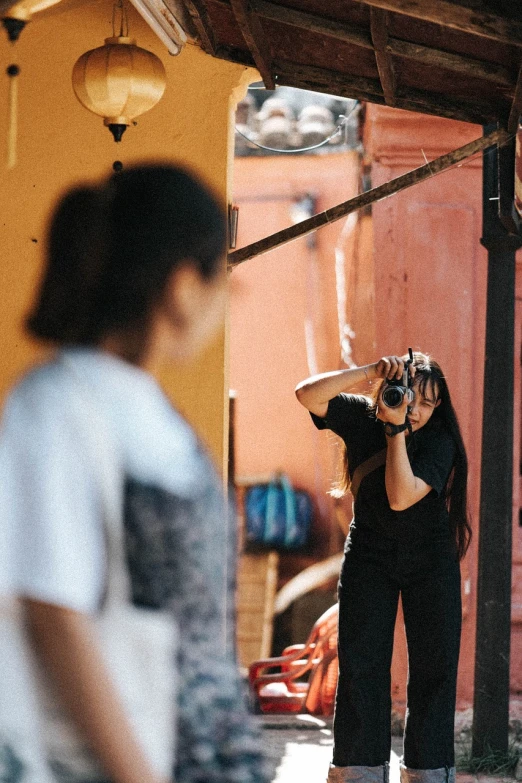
[381,349,415,408]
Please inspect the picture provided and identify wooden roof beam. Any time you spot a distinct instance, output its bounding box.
[252,0,514,90]
[351,0,522,47]
[396,82,501,123]
[370,7,396,106]
[252,0,372,49]
[181,0,217,55]
[387,38,513,90]
[228,127,509,267]
[230,0,275,89]
[274,60,502,125]
[275,60,384,101]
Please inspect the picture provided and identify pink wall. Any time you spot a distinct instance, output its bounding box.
[230,151,372,564]
[366,104,522,715]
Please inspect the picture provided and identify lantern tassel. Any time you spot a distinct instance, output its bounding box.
[7,64,20,170]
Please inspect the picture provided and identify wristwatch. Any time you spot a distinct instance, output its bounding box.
[383,421,409,437]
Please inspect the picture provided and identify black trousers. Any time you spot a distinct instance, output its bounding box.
[332,531,461,770]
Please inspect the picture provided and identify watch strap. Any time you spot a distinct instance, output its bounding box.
[383,420,410,437]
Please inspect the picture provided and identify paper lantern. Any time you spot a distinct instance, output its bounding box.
[72,35,166,141]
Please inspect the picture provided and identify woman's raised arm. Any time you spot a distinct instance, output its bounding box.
[295,356,407,417]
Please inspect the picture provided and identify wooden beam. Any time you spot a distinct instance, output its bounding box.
[181,0,217,55]
[230,0,275,89]
[508,61,522,133]
[228,127,509,267]
[472,127,520,761]
[370,7,396,106]
[274,60,502,125]
[252,0,372,49]
[252,0,515,88]
[395,83,500,124]
[215,44,256,68]
[395,92,501,125]
[274,60,384,100]
[387,37,513,91]
[351,0,522,46]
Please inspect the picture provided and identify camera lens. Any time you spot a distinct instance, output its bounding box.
[382,386,404,408]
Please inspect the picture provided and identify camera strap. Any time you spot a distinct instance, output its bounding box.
[350,449,387,500]
[350,419,413,499]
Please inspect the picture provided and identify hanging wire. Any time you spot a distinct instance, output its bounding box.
[235,100,359,154]
[112,0,128,37]
[235,116,346,154]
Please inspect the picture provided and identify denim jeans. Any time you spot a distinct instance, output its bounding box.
[332,528,461,770]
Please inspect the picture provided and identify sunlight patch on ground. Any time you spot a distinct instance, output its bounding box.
[271,733,402,783]
[390,746,401,783]
[272,740,333,782]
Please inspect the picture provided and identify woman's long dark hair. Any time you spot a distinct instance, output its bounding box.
[332,352,472,560]
[27,164,226,359]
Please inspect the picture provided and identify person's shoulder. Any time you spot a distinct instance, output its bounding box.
[337,393,375,423]
[336,393,374,412]
[320,393,375,435]
[3,357,72,417]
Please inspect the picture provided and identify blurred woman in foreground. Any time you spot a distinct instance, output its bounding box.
[0,164,271,783]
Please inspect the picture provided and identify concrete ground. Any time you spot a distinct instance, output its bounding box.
[260,714,401,783]
[259,715,520,783]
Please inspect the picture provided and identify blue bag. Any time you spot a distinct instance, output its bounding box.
[244,473,313,550]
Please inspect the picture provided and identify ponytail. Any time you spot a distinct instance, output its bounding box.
[27,186,112,343]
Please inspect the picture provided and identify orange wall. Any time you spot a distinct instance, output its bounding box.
[0,2,253,468]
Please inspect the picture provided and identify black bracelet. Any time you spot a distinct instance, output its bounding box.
[383,421,409,437]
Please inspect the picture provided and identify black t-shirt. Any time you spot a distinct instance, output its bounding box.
[311,394,456,547]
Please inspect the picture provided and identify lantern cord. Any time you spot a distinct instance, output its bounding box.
[7,64,20,170]
[112,0,128,37]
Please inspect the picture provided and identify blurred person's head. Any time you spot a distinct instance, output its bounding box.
[27,164,227,368]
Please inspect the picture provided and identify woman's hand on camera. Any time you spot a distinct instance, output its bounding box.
[373,354,415,426]
[373,355,408,381]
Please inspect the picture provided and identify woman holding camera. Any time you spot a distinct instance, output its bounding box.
[295,353,471,783]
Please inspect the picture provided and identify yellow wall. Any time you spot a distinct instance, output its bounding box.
[0,0,254,469]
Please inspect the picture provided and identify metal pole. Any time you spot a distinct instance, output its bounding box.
[471,124,520,757]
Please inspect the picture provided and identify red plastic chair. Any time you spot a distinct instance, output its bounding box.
[248,603,339,716]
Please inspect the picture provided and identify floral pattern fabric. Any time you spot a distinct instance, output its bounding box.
[124,451,273,783]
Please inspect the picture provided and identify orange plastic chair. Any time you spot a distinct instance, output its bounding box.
[248,603,339,716]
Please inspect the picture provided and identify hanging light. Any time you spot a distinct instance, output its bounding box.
[1,0,63,41]
[72,0,166,142]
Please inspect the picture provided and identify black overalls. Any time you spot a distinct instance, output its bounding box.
[312,395,461,783]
